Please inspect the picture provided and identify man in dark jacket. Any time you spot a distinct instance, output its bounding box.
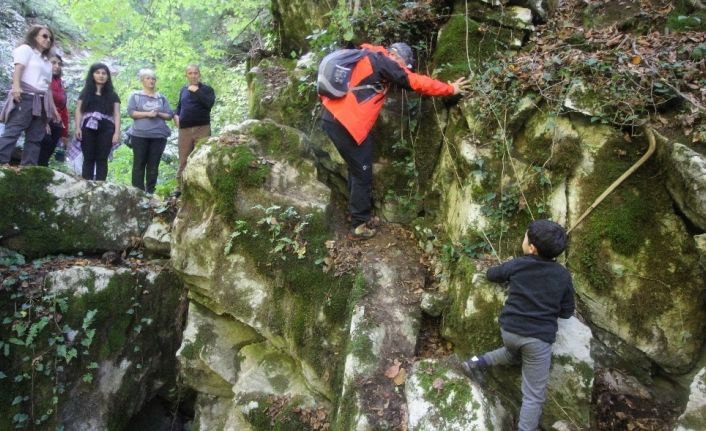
[320,42,469,239]
[174,64,215,194]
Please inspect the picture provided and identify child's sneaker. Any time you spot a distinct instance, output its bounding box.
[347,223,377,240]
[461,356,487,385]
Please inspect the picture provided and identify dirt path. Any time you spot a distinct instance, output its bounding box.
[328,211,430,429]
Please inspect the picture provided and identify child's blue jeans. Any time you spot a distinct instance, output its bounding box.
[481,329,553,431]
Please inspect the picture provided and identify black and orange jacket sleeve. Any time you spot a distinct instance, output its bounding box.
[321,44,455,145]
[366,49,455,97]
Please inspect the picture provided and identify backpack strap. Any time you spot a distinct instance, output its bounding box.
[350,83,385,94]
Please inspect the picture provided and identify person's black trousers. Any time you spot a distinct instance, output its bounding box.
[321,117,374,227]
[81,123,114,181]
[131,136,167,194]
[38,123,64,166]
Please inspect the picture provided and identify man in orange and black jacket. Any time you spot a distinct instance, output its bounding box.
[320,42,470,240]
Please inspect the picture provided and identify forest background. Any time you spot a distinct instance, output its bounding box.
[7,0,270,196]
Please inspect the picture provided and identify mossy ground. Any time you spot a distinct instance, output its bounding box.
[415,360,478,424]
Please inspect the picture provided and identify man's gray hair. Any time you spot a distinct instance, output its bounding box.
[138,68,156,80]
[186,64,200,72]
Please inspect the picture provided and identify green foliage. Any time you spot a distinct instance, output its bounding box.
[59,0,268,135]
[224,205,311,261]
[0,283,97,429]
[667,1,706,32]
[308,1,442,66]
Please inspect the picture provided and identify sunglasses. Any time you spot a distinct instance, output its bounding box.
[40,33,53,40]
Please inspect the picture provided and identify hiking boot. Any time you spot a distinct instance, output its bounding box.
[347,223,377,240]
[461,356,487,385]
[170,189,182,198]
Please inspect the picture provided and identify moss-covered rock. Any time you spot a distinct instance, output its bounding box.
[271,0,333,55]
[0,167,153,258]
[543,317,594,429]
[173,121,359,429]
[0,263,185,431]
[177,301,262,397]
[433,12,521,81]
[247,57,318,130]
[442,261,504,355]
[568,124,706,374]
[465,2,535,31]
[516,111,583,176]
[333,244,425,430]
[179,303,330,431]
[512,0,558,23]
[143,219,172,258]
[405,358,512,431]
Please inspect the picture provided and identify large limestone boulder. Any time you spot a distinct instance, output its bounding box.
[568,121,706,374]
[172,120,355,429]
[0,262,185,430]
[178,302,325,430]
[333,233,426,430]
[0,167,152,258]
[436,92,706,376]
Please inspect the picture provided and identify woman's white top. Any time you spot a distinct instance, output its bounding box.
[13,44,52,91]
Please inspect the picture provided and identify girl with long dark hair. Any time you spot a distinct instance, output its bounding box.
[0,24,61,165]
[74,63,121,181]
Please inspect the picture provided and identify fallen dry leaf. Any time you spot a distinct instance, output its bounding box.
[393,368,407,385]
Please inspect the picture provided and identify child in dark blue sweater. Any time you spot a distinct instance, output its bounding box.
[462,219,575,431]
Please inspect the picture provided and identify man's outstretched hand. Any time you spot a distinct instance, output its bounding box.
[450,76,472,95]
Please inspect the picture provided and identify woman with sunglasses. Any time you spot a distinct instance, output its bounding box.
[0,25,60,165]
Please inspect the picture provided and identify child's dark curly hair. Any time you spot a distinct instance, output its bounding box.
[527,219,567,259]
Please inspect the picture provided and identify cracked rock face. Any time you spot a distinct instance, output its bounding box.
[661,142,706,231]
[43,264,185,430]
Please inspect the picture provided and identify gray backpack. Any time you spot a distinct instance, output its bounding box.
[317,49,379,98]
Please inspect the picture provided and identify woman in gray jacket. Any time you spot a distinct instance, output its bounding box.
[128,68,173,194]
